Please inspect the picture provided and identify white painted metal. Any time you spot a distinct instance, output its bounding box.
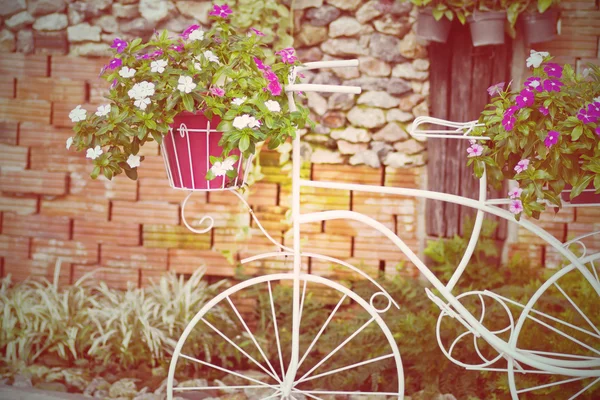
[167,61,599,399]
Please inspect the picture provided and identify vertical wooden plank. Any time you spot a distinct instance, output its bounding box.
[446,25,474,237]
[426,41,452,237]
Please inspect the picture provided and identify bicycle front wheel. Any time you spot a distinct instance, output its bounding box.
[167,272,404,399]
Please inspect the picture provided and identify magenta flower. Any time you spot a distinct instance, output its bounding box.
[539,106,549,116]
[275,47,298,64]
[254,57,267,71]
[502,115,516,131]
[107,58,122,70]
[505,105,519,117]
[136,53,151,60]
[509,199,524,215]
[250,28,265,36]
[111,38,127,53]
[181,24,200,39]
[514,159,530,174]
[210,4,233,18]
[210,87,225,97]
[98,65,107,77]
[487,82,505,96]
[508,187,523,199]
[110,79,118,89]
[264,70,278,82]
[151,49,164,58]
[267,80,282,96]
[524,76,542,92]
[544,63,563,78]
[515,89,535,109]
[544,130,560,148]
[596,126,600,137]
[577,108,597,124]
[543,79,563,92]
[170,45,183,52]
[587,101,600,117]
[466,143,484,157]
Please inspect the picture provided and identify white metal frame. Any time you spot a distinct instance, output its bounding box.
[167,60,600,400]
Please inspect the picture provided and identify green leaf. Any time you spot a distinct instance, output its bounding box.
[571,125,583,141]
[537,0,553,13]
[571,174,593,200]
[182,93,195,112]
[124,167,138,180]
[90,166,101,180]
[239,135,250,152]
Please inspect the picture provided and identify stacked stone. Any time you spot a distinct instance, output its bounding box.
[0,0,429,169]
[0,0,205,56]
[294,0,429,169]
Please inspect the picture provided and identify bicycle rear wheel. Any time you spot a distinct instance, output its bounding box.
[507,261,600,399]
[167,272,404,399]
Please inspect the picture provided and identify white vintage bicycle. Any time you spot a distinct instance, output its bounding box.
[166,60,600,399]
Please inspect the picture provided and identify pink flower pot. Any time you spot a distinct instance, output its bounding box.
[162,112,246,190]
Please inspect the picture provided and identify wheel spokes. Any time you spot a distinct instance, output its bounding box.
[296,353,395,384]
[268,281,286,379]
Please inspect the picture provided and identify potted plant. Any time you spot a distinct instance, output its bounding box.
[411,0,474,43]
[468,0,507,46]
[66,4,310,190]
[467,50,600,219]
[505,0,560,43]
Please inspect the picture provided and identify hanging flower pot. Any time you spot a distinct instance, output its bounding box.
[560,184,600,205]
[415,8,453,43]
[161,112,251,191]
[468,10,506,47]
[522,9,558,44]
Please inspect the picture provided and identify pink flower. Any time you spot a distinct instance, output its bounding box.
[505,105,519,117]
[502,115,516,131]
[539,106,549,116]
[250,28,265,36]
[267,80,282,96]
[111,38,127,53]
[544,130,560,148]
[587,101,600,117]
[577,108,597,124]
[509,199,523,215]
[516,89,534,109]
[544,63,563,78]
[514,159,530,174]
[181,24,200,39]
[487,82,505,96]
[543,79,563,92]
[508,187,523,199]
[466,143,483,157]
[170,45,183,52]
[524,76,542,92]
[110,79,118,89]
[210,87,225,97]
[254,57,267,71]
[210,4,233,18]
[107,58,122,70]
[275,47,297,64]
[151,49,164,58]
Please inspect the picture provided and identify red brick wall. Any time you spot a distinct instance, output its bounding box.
[0,53,423,288]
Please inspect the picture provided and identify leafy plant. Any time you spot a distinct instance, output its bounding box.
[468,52,600,219]
[410,0,476,24]
[67,4,310,182]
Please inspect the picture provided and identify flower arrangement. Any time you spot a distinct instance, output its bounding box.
[468,50,600,219]
[66,4,310,181]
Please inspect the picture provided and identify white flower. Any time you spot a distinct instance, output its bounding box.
[119,66,136,78]
[265,100,281,112]
[126,154,141,168]
[203,50,219,63]
[188,29,204,41]
[86,145,103,160]
[128,81,155,100]
[134,97,151,110]
[594,96,600,103]
[69,105,86,122]
[232,97,246,106]
[177,75,196,93]
[95,104,111,117]
[526,50,549,68]
[211,158,235,177]
[66,137,73,150]
[247,116,260,129]
[193,62,202,71]
[233,114,251,129]
[150,59,167,73]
